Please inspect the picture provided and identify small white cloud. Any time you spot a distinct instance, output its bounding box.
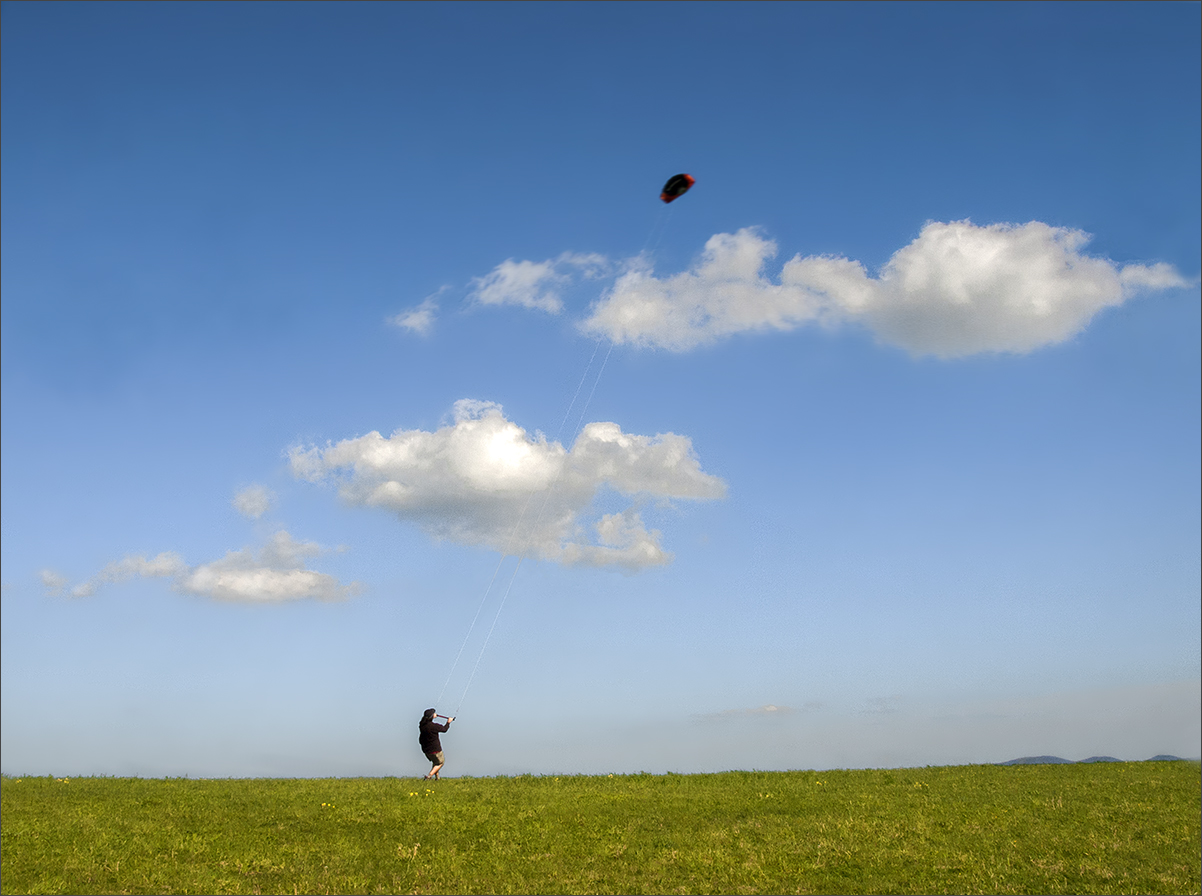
[232,485,272,520]
[40,569,69,595]
[290,399,724,570]
[469,259,564,313]
[559,509,671,571]
[581,221,1189,357]
[68,533,358,603]
[1118,262,1191,292]
[468,252,611,314]
[71,552,187,597]
[560,252,610,279]
[390,297,440,336]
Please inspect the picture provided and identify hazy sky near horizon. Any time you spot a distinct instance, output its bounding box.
[3,2,1199,777]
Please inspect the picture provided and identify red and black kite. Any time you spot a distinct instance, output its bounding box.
[660,173,695,203]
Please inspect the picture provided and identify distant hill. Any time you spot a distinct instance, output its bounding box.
[999,754,1187,765]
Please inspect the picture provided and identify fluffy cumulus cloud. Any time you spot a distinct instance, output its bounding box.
[468,252,608,313]
[67,532,358,602]
[290,399,725,570]
[232,484,273,520]
[580,221,1188,357]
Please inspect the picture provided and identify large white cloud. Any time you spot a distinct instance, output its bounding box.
[580,221,1188,357]
[67,532,358,602]
[290,399,725,570]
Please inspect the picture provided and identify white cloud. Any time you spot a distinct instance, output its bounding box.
[581,221,1189,357]
[290,399,725,570]
[68,532,358,602]
[558,508,669,570]
[232,484,272,520]
[1118,262,1189,292]
[40,569,69,595]
[390,297,440,336]
[176,532,356,602]
[468,252,609,314]
[71,552,188,597]
[562,252,610,279]
[582,230,821,352]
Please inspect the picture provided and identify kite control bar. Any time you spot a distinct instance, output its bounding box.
[436,713,455,721]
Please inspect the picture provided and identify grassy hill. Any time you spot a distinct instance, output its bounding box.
[2,762,1198,894]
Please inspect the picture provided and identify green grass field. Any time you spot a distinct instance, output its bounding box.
[2,762,1198,895]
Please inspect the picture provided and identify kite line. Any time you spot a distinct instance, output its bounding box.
[433,335,609,709]
[433,174,694,715]
[446,337,617,716]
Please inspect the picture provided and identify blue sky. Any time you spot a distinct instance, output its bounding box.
[2,2,1198,777]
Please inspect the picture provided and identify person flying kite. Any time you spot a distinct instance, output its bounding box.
[419,708,454,780]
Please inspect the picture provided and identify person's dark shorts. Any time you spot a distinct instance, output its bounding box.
[425,751,445,765]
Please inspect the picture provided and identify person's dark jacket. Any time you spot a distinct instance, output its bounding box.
[419,718,450,754]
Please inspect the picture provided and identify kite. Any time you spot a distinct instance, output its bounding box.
[660,173,695,203]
